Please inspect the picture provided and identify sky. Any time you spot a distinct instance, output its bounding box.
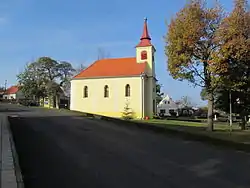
[0,0,235,106]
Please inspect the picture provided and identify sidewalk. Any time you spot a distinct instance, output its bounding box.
[0,114,23,188]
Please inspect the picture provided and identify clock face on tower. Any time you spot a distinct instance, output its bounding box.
[141,51,147,60]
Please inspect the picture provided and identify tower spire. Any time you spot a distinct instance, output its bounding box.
[137,17,152,47]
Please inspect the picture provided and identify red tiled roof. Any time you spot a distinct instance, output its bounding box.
[5,86,19,95]
[136,18,152,47]
[74,57,146,79]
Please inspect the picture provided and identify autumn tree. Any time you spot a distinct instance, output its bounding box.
[165,0,224,131]
[156,83,164,104]
[214,0,250,129]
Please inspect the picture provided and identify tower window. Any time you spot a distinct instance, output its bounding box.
[83,86,88,98]
[125,84,130,97]
[104,85,109,98]
[141,51,147,60]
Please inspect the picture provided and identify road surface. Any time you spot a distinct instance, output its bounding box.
[2,104,250,188]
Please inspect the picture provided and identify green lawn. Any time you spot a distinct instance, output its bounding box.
[136,119,240,130]
[135,119,250,144]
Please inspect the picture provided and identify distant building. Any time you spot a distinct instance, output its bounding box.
[157,95,179,116]
[3,86,25,100]
[40,86,69,108]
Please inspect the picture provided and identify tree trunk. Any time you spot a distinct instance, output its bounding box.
[240,111,246,130]
[207,92,214,131]
[53,95,56,108]
[56,95,59,109]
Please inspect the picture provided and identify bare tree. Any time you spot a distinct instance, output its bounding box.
[97,47,111,60]
[75,63,86,75]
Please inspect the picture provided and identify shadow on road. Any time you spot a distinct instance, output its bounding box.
[0,108,31,113]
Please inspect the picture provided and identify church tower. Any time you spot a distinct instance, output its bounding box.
[136,18,157,118]
[136,18,156,77]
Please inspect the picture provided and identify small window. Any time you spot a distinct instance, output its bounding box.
[164,101,167,104]
[160,109,166,114]
[104,85,109,98]
[83,86,88,98]
[141,51,147,60]
[168,101,170,104]
[125,84,130,97]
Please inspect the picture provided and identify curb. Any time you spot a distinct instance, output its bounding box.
[97,115,250,153]
[1,115,24,188]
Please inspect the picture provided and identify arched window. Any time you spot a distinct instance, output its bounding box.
[125,84,130,97]
[104,85,109,98]
[141,50,147,60]
[83,86,88,98]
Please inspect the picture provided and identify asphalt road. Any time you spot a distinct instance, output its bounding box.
[2,104,250,188]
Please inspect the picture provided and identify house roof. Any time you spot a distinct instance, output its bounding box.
[4,86,19,95]
[74,57,146,79]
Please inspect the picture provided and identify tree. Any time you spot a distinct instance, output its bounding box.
[122,99,135,120]
[58,61,75,97]
[75,63,86,75]
[156,83,164,104]
[97,47,111,60]
[165,0,224,131]
[180,96,193,107]
[17,57,75,107]
[200,87,208,101]
[0,87,5,92]
[37,57,61,108]
[17,62,47,100]
[214,0,250,129]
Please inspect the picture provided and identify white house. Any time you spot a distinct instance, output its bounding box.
[157,95,179,116]
[3,86,25,100]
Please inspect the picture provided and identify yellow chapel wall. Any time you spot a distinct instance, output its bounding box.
[70,76,143,119]
[136,46,155,77]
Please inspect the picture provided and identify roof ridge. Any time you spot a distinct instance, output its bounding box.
[99,57,136,60]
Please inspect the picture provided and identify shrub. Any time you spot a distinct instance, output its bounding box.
[122,100,135,120]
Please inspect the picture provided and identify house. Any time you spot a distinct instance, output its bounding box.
[3,86,24,100]
[70,18,157,119]
[157,95,179,116]
[40,86,69,108]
